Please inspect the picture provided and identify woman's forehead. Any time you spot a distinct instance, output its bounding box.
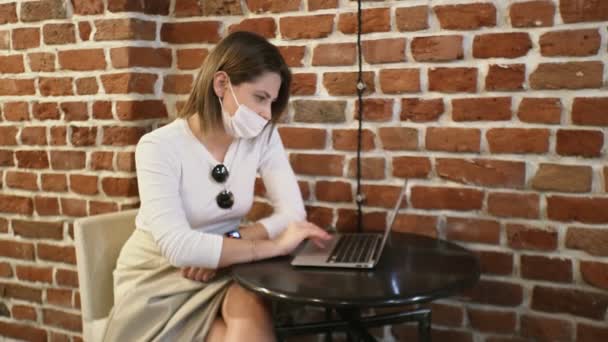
[245,72,281,96]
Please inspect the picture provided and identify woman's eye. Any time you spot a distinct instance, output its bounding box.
[255,95,265,102]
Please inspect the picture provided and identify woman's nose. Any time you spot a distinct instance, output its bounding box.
[259,106,272,120]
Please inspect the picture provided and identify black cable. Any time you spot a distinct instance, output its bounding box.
[355,0,364,232]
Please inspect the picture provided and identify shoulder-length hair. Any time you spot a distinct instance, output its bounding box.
[177,31,291,135]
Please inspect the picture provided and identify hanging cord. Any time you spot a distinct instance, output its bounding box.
[355,0,365,232]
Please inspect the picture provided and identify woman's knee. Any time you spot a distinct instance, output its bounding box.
[222,283,271,321]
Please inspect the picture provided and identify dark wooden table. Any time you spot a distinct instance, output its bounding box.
[232,232,480,341]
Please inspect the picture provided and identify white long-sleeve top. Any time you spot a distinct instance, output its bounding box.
[134,118,306,269]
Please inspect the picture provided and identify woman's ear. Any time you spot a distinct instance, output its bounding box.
[212,71,229,99]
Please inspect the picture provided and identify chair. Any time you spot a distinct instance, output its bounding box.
[74,209,138,342]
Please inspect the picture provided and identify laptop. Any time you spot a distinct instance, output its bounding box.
[291,179,408,269]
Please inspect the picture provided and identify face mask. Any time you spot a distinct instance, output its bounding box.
[219,81,269,139]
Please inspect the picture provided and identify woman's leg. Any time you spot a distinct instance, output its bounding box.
[221,283,276,342]
[206,317,226,342]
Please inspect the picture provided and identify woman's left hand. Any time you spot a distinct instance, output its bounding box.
[181,266,216,282]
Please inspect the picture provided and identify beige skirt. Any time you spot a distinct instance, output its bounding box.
[102,229,232,342]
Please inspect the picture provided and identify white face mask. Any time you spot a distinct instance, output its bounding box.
[219,81,269,139]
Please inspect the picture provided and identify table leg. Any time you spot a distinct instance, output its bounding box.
[417,309,431,342]
[324,307,333,342]
[336,308,377,342]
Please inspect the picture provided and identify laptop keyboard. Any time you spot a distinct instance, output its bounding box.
[328,234,379,263]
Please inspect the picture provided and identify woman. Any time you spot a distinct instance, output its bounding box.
[102,31,331,342]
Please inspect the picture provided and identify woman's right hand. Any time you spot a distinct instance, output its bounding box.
[274,221,332,256]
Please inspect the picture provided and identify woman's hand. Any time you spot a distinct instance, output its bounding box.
[181,266,216,282]
[274,221,332,256]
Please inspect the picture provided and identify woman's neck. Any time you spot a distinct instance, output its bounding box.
[187,115,233,157]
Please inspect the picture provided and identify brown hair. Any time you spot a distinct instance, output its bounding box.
[178,31,291,135]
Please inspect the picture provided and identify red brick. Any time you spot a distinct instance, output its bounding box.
[6,171,37,191]
[531,163,592,192]
[28,52,56,72]
[291,73,316,96]
[580,261,608,290]
[517,97,561,124]
[363,38,406,64]
[0,239,35,259]
[540,29,600,56]
[428,67,477,93]
[278,46,305,68]
[379,69,420,94]
[411,35,463,62]
[488,192,539,219]
[476,250,513,275]
[510,0,555,27]
[94,18,155,41]
[530,61,603,89]
[41,173,67,192]
[521,314,573,341]
[38,244,76,265]
[163,74,192,94]
[0,78,36,96]
[315,181,352,202]
[43,23,76,45]
[161,21,220,43]
[16,150,49,169]
[473,33,532,58]
[521,255,572,282]
[43,308,81,332]
[228,17,276,39]
[560,0,608,23]
[102,126,146,146]
[34,196,60,216]
[426,127,480,153]
[323,71,374,96]
[556,129,603,157]
[21,126,47,145]
[347,157,385,180]
[92,101,112,119]
[0,3,17,24]
[116,100,167,121]
[332,129,375,151]
[0,126,18,145]
[50,126,66,145]
[21,0,66,21]
[487,128,550,154]
[431,303,463,327]
[338,8,390,34]
[401,98,444,122]
[392,214,438,238]
[280,15,334,39]
[111,47,172,68]
[39,77,73,96]
[392,156,431,179]
[378,127,418,151]
[0,321,47,340]
[0,55,24,73]
[12,28,40,50]
[507,224,557,251]
[11,304,37,321]
[0,261,12,277]
[90,201,119,215]
[101,72,157,94]
[55,268,78,287]
[360,184,403,209]
[16,265,53,284]
[548,196,608,224]
[396,6,429,31]
[437,158,525,189]
[306,206,333,229]
[116,152,135,172]
[78,21,92,41]
[452,97,511,121]
[3,102,29,121]
[70,175,98,195]
[90,151,113,170]
[102,177,139,197]
[72,0,104,14]
[434,3,496,30]
[572,97,608,126]
[355,99,394,122]
[245,201,273,222]
[336,209,387,233]
[12,220,63,240]
[278,127,326,150]
[308,0,337,11]
[50,150,86,170]
[312,43,356,66]
[486,64,525,91]
[176,48,208,70]
[61,101,88,121]
[0,150,14,167]
[58,49,106,71]
[47,288,72,308]
[246,0,298,13]
[0,196,33,216]
[446,217,500,244]
[577,323,608,342]
[463,280,523,306]
[108,0,169,14]
[531,286,608,320]
[411,186,483,211]
[468,308,516,333]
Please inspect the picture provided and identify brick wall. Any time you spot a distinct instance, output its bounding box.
[0,0,607,341]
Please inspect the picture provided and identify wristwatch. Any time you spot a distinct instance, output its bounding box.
[224,230,242,239]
